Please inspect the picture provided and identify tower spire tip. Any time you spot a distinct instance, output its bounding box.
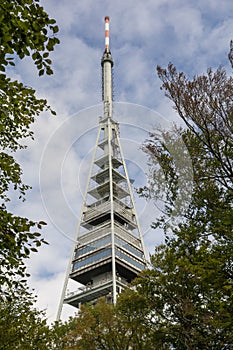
[105,16,110,51]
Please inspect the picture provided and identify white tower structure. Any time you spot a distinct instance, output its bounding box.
[57,17,147,319]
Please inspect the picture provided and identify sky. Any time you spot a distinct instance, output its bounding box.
[8,0,233,322]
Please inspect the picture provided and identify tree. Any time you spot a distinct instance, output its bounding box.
[0,289,75,350]
[0,292,50,350]
[134,49,233,348]
[0,0,59,296]
[58,298,155,350]
[140,63,233,231]
[127,237,233,349]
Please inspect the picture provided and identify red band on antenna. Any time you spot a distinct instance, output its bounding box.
[105,16,110,51]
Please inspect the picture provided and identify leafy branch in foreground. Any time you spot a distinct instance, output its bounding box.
[0,0,59,296]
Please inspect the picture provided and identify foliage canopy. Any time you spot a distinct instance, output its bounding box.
[0,0,59,295]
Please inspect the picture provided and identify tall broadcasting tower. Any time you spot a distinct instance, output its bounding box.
[57,17,147,319]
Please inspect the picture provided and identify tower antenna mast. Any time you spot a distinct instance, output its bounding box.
[101,16,114,119]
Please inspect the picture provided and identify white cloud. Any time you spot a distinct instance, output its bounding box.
[7,0,233,322]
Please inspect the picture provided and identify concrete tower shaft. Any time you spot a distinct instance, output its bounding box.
[101,16,114,118]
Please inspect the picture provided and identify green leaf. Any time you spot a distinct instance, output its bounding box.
[53,25,59,34]
[38,69,44,76]
[30,247,38,252]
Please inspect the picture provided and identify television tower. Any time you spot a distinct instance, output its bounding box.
[57,17,147,319]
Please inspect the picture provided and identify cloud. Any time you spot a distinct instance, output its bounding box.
[7,0,233,322]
